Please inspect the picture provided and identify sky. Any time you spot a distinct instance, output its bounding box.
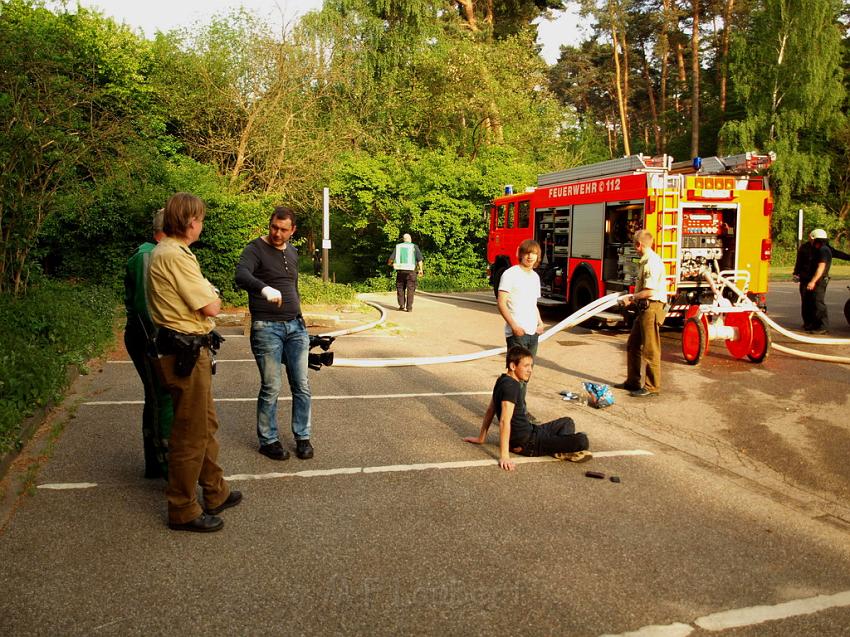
[68,0,589,65]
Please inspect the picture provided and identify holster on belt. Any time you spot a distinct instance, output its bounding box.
[155,328,226,377]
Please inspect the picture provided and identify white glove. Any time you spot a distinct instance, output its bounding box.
[261,286,282,306]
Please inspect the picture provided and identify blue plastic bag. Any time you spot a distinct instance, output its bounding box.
[583,381,614,409]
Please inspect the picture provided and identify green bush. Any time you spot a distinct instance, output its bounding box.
[298,275,358,305]
[0,281,118,456]
[419,273,489,292]
[353,271,488,293]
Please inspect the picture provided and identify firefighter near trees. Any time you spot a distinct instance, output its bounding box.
[793,228,850,334]
[388,233,424,312]
[485,152,777,364]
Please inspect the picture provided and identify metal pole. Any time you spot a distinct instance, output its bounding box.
[797,209,804,245]
[322,188,330,283]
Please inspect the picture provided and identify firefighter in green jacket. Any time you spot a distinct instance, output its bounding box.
[123,209,172,479]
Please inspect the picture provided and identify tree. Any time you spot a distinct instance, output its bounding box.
[720,0,845,240]
[690,0,700,156]
[0,1,162,293]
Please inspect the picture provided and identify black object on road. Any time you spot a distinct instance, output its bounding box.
[585,471,605,479]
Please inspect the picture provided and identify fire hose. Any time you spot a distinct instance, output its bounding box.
[322,280,850,366]
[324,292,623,368]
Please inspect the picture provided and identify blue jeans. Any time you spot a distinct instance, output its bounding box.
[250,318,312,445]
[506,333,539,359]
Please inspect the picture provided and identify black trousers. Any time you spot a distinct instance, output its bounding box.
[396,270,418,310]
[514,417,589,457]
[124,321,172,478]
[800,278,829,330]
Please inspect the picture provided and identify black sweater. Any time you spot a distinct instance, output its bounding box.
[235,238,302,321]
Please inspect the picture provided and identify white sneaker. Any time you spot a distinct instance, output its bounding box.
[553,450,592,463]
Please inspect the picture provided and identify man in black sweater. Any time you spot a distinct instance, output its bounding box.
[235,207,314,461]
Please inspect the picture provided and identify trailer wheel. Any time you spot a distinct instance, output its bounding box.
[844,298,850,326]
[724,312,753,359]
[747,314,771,363]
[684,304,710,334]
[682,317,707,364]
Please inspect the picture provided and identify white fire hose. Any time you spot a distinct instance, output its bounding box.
[324,292,622,368]
[321,279,850,367]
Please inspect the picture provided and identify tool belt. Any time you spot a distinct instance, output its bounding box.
[155,328,225,377]
[636,299,664,312]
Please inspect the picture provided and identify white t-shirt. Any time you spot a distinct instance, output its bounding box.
[498,265,541,337]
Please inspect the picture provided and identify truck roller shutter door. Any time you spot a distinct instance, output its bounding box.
[571,203,604,260]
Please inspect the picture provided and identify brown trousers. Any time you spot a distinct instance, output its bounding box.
[155,349,229,524]
[626,301,666,393]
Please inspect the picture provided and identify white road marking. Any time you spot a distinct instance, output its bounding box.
[37,450,653,489]
[600,624,693,637]
[601,589,850,636]
[83,391,491,406]
[694,589,850,630]
[37,482,98,490]
[228,450,652,481]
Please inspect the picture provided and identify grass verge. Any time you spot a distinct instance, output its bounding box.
[0,281,118,459]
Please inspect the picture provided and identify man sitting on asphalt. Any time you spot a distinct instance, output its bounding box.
[463,346,592,471]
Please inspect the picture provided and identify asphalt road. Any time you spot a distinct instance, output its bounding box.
[1,281,849,636]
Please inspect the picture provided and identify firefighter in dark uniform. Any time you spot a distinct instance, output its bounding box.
[794,228,850,334]
[148,192,242,532]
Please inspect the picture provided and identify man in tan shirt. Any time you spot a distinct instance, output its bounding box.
[616,229,667,397]
[148,192,241,532]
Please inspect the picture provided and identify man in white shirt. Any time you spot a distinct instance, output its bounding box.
[616,229,667,397]
[497,239,544,356]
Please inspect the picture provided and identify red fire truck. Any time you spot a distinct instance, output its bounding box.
[486,152,775,322]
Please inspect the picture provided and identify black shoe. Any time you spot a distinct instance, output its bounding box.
[204,490,243,516]
[168,513,223,533]
[405,308,412,312]
[614,382,641,391]
[629,388,659,398]
[295,439,314,460]
[259,441,290,461]
[398,306,406,311]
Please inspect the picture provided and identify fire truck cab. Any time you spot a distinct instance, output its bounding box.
[486,153,775,322]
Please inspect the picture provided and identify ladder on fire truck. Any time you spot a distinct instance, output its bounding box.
[669,151,776,175]
[537,153,672,186]
[655,175,682,294]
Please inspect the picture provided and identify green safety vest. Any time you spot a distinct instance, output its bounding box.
[393,242,417,270]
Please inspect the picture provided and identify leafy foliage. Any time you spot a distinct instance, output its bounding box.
[0,281,117,455]
[329,146,538,278]
[719,0,846,240]
[0,1,167,293]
